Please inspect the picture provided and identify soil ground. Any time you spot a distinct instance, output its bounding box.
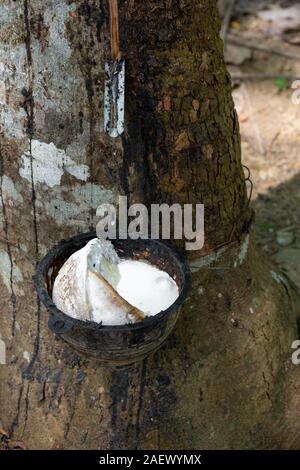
[220,0,300,287]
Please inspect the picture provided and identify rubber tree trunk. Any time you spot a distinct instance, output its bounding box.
[0,0,299,449]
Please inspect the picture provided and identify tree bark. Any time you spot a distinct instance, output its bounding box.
[0,0,299,449]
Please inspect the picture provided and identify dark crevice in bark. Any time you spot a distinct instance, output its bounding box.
[22,0,41,381]
[22,382,30,437]
[64,402,76,439]
[23,309,41,380]
[64,369,86,439]
[48,369,63,411]
[84,68,96,230]
[122,87,167,209]
[0,138,17,336]
[109,368,130,448]
[134,358,148,449]
[95,0,105,42]
[22,1,38,257]
[119,137,130,197]
[23,0,33,68]
[9,381,24,438]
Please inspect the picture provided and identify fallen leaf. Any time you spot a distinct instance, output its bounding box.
[239,113,249,123]
[230,21,241,30]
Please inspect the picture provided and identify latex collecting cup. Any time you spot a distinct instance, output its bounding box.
[34,232,191,366]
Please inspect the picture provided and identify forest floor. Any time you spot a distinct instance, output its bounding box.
[220,0,300,287]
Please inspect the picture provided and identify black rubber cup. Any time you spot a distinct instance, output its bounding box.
[34,232,191,366]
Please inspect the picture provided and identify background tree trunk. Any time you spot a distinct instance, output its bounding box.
[0,0,299,449]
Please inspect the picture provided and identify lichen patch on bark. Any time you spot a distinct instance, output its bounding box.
[19,140,90,188]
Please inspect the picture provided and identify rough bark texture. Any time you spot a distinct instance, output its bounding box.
[0,0,299,450]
